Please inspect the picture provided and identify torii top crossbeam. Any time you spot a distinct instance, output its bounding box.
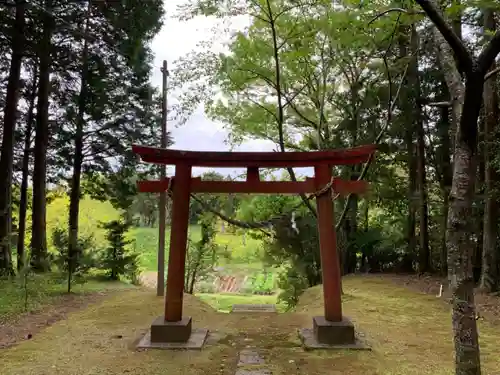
[132,144,376,168]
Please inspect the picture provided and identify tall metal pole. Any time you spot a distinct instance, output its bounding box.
[157,60,168,296]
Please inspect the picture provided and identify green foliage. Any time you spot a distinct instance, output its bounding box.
[245,271,275,295]
[46,196,120,252]
[51,227,97,278]
[100,220,140,282]
[188,171,243,225]
[276,266,309,311]
[235,192,320,306]
[185,213,230,294]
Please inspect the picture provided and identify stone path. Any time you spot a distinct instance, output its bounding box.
[231,305,276,374]
[231,304,277,313]
[235,349,271,375]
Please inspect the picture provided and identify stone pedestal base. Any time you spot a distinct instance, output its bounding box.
[136,316,208,350]
[151,316,192,343]
[298,316,370,350]
[313,316,355,345]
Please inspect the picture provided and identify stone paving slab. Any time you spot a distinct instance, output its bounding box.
[235,370,272,375]
[136,328,208,350]
[231,304,277,313]
[237,349,265,366]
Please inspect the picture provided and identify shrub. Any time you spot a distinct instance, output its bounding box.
[185,213,228,294]
[51,227,97,278]
[100,219,140,281]
[195,281,217,293]
[277,266,309,311]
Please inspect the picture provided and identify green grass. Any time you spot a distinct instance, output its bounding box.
[131,226,202,271]
[131,226,263,272]
[41,197,265,273]
[0,274,131,321]
[195,292,283,312]
[3,275,500,375]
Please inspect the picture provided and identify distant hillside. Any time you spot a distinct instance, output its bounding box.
[45,196,121,251]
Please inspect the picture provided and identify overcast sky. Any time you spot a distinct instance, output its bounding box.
[148,0,311,177]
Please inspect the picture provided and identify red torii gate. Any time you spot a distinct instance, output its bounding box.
[133,143,376,347]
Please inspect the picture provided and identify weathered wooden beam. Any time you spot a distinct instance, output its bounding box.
[137,177,369,196]
[132,144,377,168]
[246,167,260,183]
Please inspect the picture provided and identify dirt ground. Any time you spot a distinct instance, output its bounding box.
[378,273,500,324]
[0,290,117,349]
[142,270,500,323]
[1,275,500,375]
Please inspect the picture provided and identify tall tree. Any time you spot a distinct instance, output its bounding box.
[31,0,54,271]
[62,0,164,280]
[0,0,25,274]
[411,24,431,274]
[17,63,38,271]
[479,7,499,293]
[415,1,500,374]
[398,17,417,271]
[67,0,92,292]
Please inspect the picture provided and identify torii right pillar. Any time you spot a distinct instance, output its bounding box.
[299,164,369,350]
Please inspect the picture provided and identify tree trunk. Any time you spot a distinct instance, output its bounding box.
[31,0,54,272]
[0,0,25,275]
[399,27,417,271]
[447,77,484,375]
[416,118,431,273]
[474,113,485,284]
[479,9,499,293]
[437,104,452,275]
[433,30,482,375]
[418,3,500,373]
[429,22,466,280]
[17,66,38,271]
[344,169,359,274]
[67,2,91,293]
[410,25,431,273]
[450,0,463,76]
[433,28,464,148]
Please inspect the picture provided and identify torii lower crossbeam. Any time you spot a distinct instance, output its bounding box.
[132,144,376,349]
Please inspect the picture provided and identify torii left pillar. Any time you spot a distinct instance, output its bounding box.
[150,163,194,343]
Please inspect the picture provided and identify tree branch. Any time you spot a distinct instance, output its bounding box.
[484,65,500,81]
[415,0,473,75]
[478,31,500,74]
[418,98,452,107]
[369,8,425,25]
[266,0,316,218]
[335,60,411,230]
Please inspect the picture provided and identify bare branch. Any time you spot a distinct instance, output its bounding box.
[485,65,500,81]
[478,31,500,75]
[369,8,424,25]
[265,0,316,217]
[414,0,473,75]
[235,67,277,89]
[417,98,452,107]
